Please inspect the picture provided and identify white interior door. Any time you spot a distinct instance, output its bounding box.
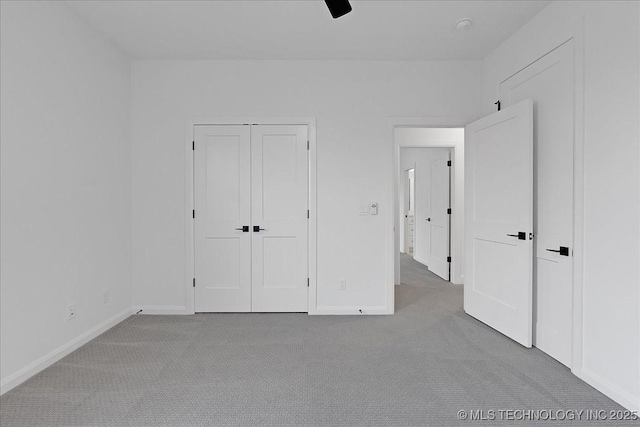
[425,151,451,280]
[250,125,309,312]
[194,125,251,312]
[500,41,574,366]
[464,99,534,347]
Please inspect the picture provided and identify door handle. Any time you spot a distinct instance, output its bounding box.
[235,226,249,232]
[546,246,570,256]
[507,232,527,240]
[253,226,266,232]
[426,218,431,222]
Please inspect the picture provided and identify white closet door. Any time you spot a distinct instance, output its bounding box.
[465,99,534,347]
[500,41,574,366]
[250,125,309,312]
[425,152,451,280]
[194,125,251,312]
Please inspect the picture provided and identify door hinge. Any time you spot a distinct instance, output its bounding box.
[447,160,451,167]
[192,210,195,219]
[447,208,451,214]
[495,100,501,111]
[307,210,310,219]
[192,141,195,150]
[307,278,310,287]
[447,256,451,263]
[193,278,196,287]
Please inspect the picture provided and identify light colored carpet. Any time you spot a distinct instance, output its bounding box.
[0,254,630,426]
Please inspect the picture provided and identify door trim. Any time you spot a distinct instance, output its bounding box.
[185,117,317,315]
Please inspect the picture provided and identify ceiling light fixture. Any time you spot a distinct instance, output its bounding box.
[325,0,352,19]
[456,18,473,31]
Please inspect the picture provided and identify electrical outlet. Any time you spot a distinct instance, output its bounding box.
[103,290,109,304]
[67,304,76,320]
[339,279,347,291]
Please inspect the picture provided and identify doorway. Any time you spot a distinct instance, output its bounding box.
[399,148,452,281]
[393,126,465,287]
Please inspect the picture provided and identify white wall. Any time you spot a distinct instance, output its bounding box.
[482,0,639,411]
[131,60,481,313]
[395,128,465,284]
[0,1,132,393]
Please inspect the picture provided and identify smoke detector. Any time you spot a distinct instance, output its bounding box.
[456,18,473,31]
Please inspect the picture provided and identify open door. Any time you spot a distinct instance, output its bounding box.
[464,99,534,347]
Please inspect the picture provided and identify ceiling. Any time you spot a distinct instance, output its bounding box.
[66,0,551,61]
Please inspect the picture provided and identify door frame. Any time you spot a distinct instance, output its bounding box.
[389,118,467,294]
[185,117,317,315]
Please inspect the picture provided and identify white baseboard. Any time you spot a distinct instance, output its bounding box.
[311,305,392,315]
[573,367,640,412]
[0,307,133,396]
[137,305,391,315]
[133,305,190,315]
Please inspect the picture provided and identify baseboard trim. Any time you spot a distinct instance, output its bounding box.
[311,305,391,315]
[0,307,133,396]
[573,367,640,411]
[133,305,190,315]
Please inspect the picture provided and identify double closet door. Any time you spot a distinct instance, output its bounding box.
[194,125,309,313]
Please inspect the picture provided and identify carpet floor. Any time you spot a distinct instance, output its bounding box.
[0,254,631,426]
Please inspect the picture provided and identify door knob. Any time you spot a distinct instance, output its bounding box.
[507,232,527,240]
[235,226,249,232]
[426,218,431,222]
[253,226,266,232]
[546,246,570,256]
